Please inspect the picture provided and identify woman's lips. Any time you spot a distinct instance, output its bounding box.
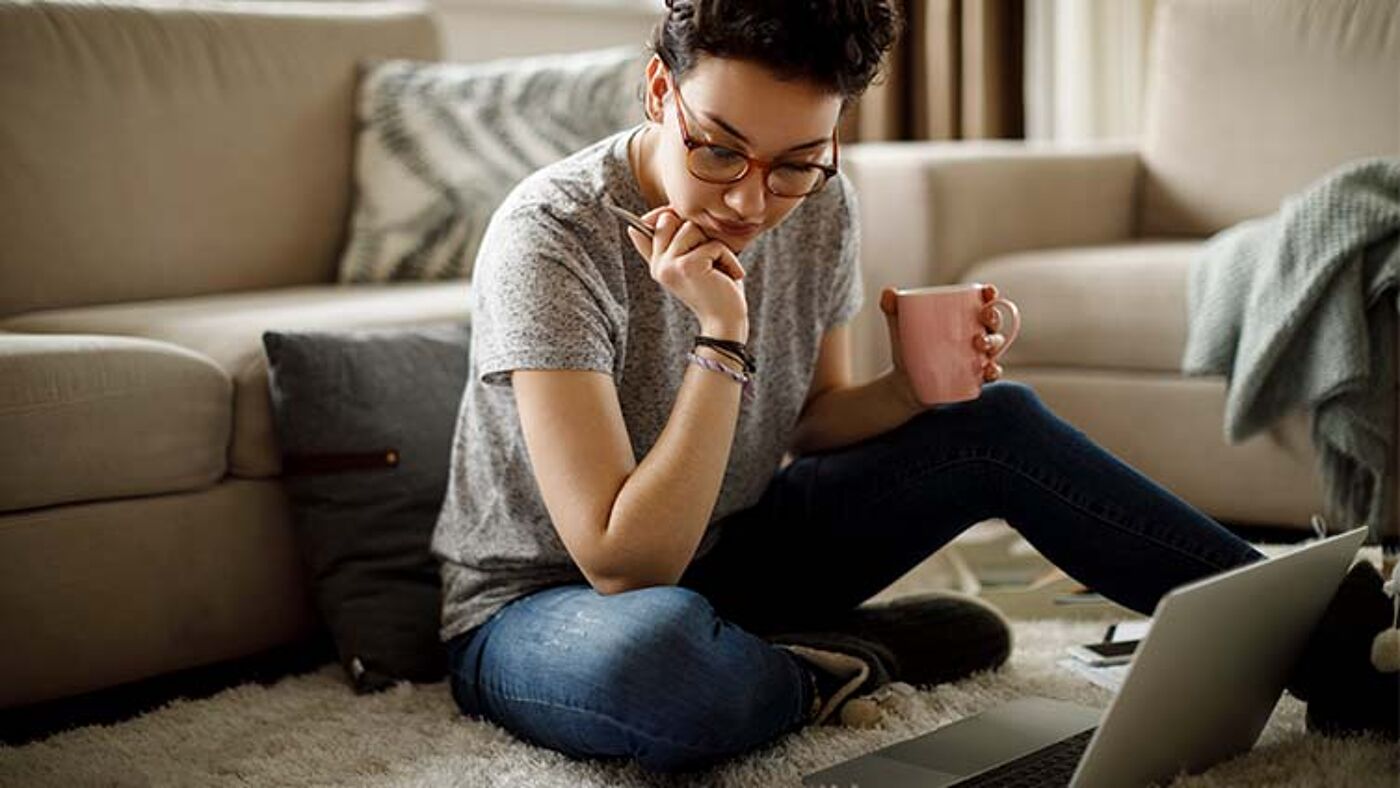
[709,215,762,237]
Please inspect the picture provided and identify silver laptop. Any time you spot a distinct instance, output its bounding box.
[802,527,1368,788]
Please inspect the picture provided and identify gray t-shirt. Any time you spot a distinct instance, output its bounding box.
[431,124,864,642]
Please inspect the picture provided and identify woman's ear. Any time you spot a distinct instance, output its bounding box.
[642,54,668,123]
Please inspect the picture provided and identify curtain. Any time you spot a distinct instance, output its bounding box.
[1022,0,1156,142]
[841,0,1025,143]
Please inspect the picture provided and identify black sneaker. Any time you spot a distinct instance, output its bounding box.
[1288,560,1399,740]
[766,593,1012,727]
[769,631,915,727]
[821,592,1013,687]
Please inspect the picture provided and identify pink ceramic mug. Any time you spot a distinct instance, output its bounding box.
[895,283,1022,405]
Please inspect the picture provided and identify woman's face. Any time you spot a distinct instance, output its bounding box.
[640,54,843,252]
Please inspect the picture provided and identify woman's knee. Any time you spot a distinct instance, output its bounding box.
[593,585,719,655]
[977,379,1044,418]
[593,587,805,770]
[899,380,1046,445]
[467,587,801,772]
[600,585,793,702]
[956,380,1057,439]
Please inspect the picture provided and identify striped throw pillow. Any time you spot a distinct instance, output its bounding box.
[337,46,646,283]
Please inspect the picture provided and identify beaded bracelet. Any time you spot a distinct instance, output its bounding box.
[686,351,756,401]
[694,336,757,374]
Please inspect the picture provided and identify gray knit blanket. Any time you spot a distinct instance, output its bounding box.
[1182,157,1400,544]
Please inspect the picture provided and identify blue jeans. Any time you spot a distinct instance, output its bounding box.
[446,381,1264,772]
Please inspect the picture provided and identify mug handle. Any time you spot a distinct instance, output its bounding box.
[983,298,1021,362]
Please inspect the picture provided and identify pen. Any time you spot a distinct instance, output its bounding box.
[607,203,740,281]
[606,203,655,240]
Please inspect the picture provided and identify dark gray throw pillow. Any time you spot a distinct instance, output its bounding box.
[262,321,471,693]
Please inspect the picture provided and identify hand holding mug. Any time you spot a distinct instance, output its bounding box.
[879,283,1021,409]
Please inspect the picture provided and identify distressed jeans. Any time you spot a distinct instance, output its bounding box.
[446,381,1264,772]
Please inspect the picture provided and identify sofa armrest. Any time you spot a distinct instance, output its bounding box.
[840,141,1142,384]
[842,141,1142,289]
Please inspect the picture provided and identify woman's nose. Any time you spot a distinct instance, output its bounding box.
[723,168,767,218]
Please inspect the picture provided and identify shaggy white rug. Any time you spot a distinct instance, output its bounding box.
[2,618,1394,787]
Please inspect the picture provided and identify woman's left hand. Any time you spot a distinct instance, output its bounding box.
[879,284,1008,411]
[975,284,1008,382]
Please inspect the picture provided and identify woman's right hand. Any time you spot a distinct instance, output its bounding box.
[625,206,749,339]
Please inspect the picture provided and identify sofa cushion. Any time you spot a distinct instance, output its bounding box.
[0,0,439,319]
[338,46,645,283]
[1140,0,1400,237]
[0,334,230,512]
[961,240,1201,373]
[0,282,470,479]
[1008,368,1321,527]
[263,322,471,693]
[0,478,319,708]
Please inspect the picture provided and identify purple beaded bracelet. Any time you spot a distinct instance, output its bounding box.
[686,351,755,401]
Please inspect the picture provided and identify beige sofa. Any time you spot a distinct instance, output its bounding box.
[844,0,1398,537]
[0,0,1394,712]
[0,1,467,709]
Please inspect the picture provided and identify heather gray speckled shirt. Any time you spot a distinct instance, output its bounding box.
[431,124,863,642]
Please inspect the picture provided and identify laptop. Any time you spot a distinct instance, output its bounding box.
[802,527,1369,788]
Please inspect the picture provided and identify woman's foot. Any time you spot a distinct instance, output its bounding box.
[771,632,915,727]
[764,592,1012,688]
[823,592,1013,686]
[1288,560,1398,739]
[767,593,1013,728]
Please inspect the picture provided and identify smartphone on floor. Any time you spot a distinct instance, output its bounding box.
[1067,638,1141,667]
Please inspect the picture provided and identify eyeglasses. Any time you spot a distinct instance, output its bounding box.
[667,73,839,199]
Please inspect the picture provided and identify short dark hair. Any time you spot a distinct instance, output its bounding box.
[647,0,902,104]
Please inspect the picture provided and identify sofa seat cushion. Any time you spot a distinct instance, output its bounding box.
[0,333,230,512]
[0,477,318,707]
[0,282,471,479]
[961,240,1201,373]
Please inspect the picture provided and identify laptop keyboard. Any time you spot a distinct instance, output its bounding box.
[952,728,1097,787]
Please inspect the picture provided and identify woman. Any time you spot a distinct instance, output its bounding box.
[431,0,1396,773]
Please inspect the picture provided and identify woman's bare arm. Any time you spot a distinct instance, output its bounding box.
[513,343,746,594]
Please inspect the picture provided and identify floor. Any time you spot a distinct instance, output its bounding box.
[1,520,1310,748]
[0,633,338,748]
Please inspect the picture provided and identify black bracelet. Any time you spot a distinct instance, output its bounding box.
[694,337,752,366]
[698,344,748,371]
[694,336,756,374]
